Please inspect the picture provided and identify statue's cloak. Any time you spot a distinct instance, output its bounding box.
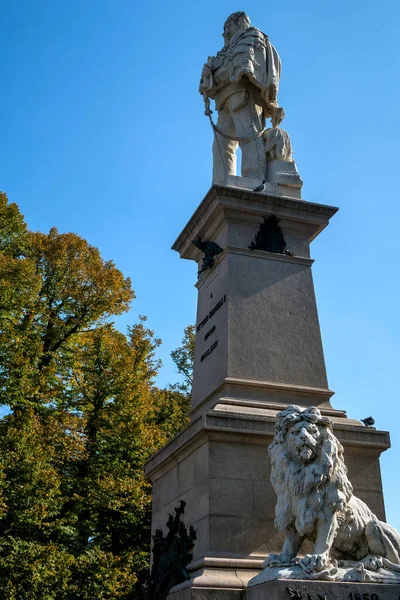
[202,27,282,116]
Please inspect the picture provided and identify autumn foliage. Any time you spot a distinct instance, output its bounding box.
[0,192,190,599]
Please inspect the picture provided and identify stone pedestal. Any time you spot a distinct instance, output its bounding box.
[247,579,400,600]
[172,185,340,421]
[144,184,391,598]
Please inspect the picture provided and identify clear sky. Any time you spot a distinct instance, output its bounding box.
[1,1,400,528]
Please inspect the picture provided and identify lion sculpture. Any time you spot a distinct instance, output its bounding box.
[265,405,400,576]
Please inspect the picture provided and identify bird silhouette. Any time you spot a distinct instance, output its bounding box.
[191,238,223,276]
[253,180,266,193]
[361,416,375,427]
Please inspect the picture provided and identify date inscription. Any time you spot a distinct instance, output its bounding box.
[286,588,382,600]
[349,595,380,600]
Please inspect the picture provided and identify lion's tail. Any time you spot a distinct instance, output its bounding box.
[381,522,400,564]
[371,521,400,564]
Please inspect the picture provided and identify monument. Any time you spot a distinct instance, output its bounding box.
[144,12,399,600]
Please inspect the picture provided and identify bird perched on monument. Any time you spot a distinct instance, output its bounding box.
[192,238,223,276]
[253,180,266,193]
[361,416,375,427]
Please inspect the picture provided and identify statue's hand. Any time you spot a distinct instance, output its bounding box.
[298,552,331,574]
[263,553,294,568]
[199,66,210,95]
[201,64,211,78]
[362,555,384,571]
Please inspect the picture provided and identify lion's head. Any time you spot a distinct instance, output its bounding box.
[268,406,353,537]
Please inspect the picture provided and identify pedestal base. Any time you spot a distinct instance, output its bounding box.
[169,589,242,600]
[168,578,400,600]
[247,579,400,600]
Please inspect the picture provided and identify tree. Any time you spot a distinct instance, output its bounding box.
[0,195,133,411]
[0,193,189,599]
[170,325,195,396]
[59,322,166,556]
[155,324,196,439]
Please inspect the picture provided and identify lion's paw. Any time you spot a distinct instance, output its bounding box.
[263,553,294,568]
[298,552,331,574]
[362,555,384,571]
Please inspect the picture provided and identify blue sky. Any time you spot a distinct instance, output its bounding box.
[1,1,399,528]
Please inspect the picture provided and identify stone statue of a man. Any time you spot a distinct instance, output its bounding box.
[200,12,283,185]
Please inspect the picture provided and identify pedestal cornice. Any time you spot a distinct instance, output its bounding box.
[144,408,390,482]
[195,246,314,289]
[172,185,338,261]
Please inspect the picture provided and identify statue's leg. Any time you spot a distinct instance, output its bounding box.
[212,108,237,185]
[361,520,395,570]
[229,91,266,181]
[299,510,337,573]
[263,527,303,567]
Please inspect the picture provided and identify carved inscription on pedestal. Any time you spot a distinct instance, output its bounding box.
[204,325,216,341]
[348,595,380,600]
[286,589,382,600]
[196,295,226,363]
[196,294,227,333]
[201,340,218,362]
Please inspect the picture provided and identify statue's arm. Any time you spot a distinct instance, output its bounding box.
[199,57,216,96]
[314,508,337,556]
[263,528,303,567]
[299,508,338,573]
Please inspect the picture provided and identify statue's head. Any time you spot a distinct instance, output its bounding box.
[223,12,251,42]
[272,405,332,464]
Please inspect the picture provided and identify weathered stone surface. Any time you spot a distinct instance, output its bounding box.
[250,563,400,586]
[168,564,261,597]
[209,441,269,481]
[172,186,339,417]
[260,406,400,582]
[264,128,293,162]
[247,579,400,600]
[226,252,327,385]
[266,159,302,189]
[264,128,303,192]
[190,249,329,409]
[173,186,336,268]
[169,587,242,600]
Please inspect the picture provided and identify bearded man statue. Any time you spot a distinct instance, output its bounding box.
[199,12,283,185]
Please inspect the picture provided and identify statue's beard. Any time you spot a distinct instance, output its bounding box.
[292,440,317,462]
[298,444,315,461]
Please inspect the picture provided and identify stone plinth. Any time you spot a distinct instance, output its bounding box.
[172,185,338,421]
[225,175,302,200]
[169,588,242,600]
[247,579,400,600]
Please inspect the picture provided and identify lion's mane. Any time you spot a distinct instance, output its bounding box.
[268,406,353,537]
